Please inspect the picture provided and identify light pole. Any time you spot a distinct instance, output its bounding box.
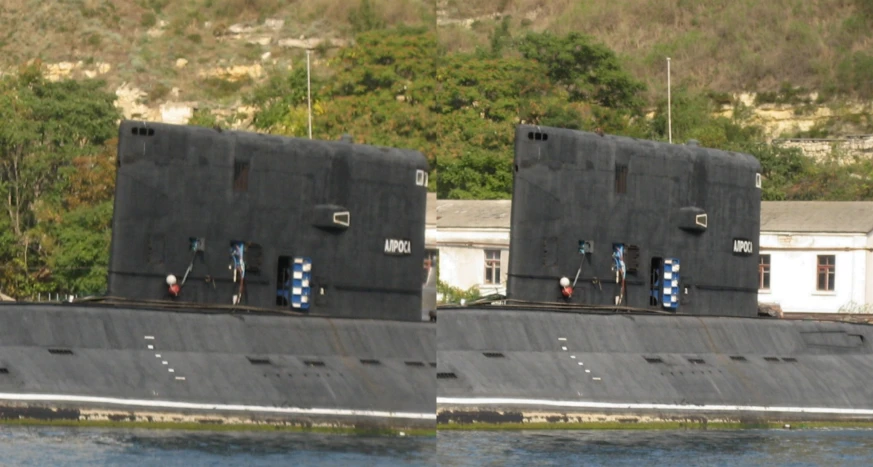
[667,57,672,144]
[307,49,313,140]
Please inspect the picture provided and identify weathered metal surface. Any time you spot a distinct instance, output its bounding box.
[437,308,873,426]
[0,303,436,430]
[507,125,761,317]
[435,125,873,428]
[111,120,430,322]
[0,120,437,431]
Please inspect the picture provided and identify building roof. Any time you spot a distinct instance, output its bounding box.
[426,192,437,227]
[761,201,873,234]
[436,199,512,228]
[433,199,873,234]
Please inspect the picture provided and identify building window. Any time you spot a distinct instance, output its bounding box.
[484,250,501,285]
[758,254,770,290]
[817,255,835,292]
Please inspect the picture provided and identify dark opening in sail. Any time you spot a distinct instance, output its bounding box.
[233,160,249,192]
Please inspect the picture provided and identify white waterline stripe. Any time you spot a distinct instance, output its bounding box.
[0,393,435,420]
[436,397,873,416]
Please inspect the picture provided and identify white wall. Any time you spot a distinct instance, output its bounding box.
[437,228,510,295]
[866,230,873,308]
[425,225,437,249]
[758,232,870,313]
[436,227,873,312]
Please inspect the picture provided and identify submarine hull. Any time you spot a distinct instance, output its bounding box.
[437,307,873,427]
[0,303,435,431]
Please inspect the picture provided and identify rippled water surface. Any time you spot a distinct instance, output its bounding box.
[3,426,873,466]
[0,426,436,466]
[438,429,873,466]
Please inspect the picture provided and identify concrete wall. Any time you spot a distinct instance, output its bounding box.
[758,232,870,313]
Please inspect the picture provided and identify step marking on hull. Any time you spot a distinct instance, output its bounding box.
[436,397,873,416]
[0,393,436,420]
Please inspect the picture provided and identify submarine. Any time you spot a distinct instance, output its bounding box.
[436,124,873,427]
[0,120,436,432]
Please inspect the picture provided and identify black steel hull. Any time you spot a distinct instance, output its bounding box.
[437,307,873,427]
[0,303,436,431]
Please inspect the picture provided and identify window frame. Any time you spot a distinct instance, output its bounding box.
[758,254,771,291]
[816,254,836,292]
[484,249,502,285]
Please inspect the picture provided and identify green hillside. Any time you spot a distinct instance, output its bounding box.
[0,0,433,103]
[438,0,873,101]
[0,1,872,298]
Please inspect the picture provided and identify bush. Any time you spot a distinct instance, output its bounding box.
[141,12,157,28]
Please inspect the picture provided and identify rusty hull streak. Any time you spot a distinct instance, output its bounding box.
[437,409,523,425]
[435,408,873,426]
[0,401,419,431]
[696,316,763,402]
[326,317,380,396]
[0,404,80,422]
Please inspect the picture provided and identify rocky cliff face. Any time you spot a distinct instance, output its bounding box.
[12,16,347,130]
[16,13,873,162]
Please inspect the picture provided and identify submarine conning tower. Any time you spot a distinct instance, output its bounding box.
[507,125,762,317]
[108,120,430,322]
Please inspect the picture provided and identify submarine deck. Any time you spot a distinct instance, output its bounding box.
[437,306,873,428]
[0,302,436,431]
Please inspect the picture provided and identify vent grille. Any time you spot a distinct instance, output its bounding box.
[404,361,425,367]
[48,349,74,355]
[131,127,155,136]
[360,359,381,365]
[527,131,549,141]
[763,357,780,362]
[687,358,705,365]
[0,368,8,374]
[437,372,458,379]
[247,357,271,365]
[730,356,747,361]
[304,360,326,367]
[482,352,505,358]
[429,362,437,367]
[644,357,664,364]
[782,357,798,363]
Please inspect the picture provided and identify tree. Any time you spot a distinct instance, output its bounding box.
[517,32,647,111]
[436,150,514,199]
[0,62,119,297]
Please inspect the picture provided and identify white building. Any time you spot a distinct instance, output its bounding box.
[759,201,873,314]
[434,198,873,314]
[426,192,437,256]
[435,199,511,296]
[421,192,438,318]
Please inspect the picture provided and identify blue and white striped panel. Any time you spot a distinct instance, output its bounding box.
[290,257,312,310]
[662,258,680,310]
